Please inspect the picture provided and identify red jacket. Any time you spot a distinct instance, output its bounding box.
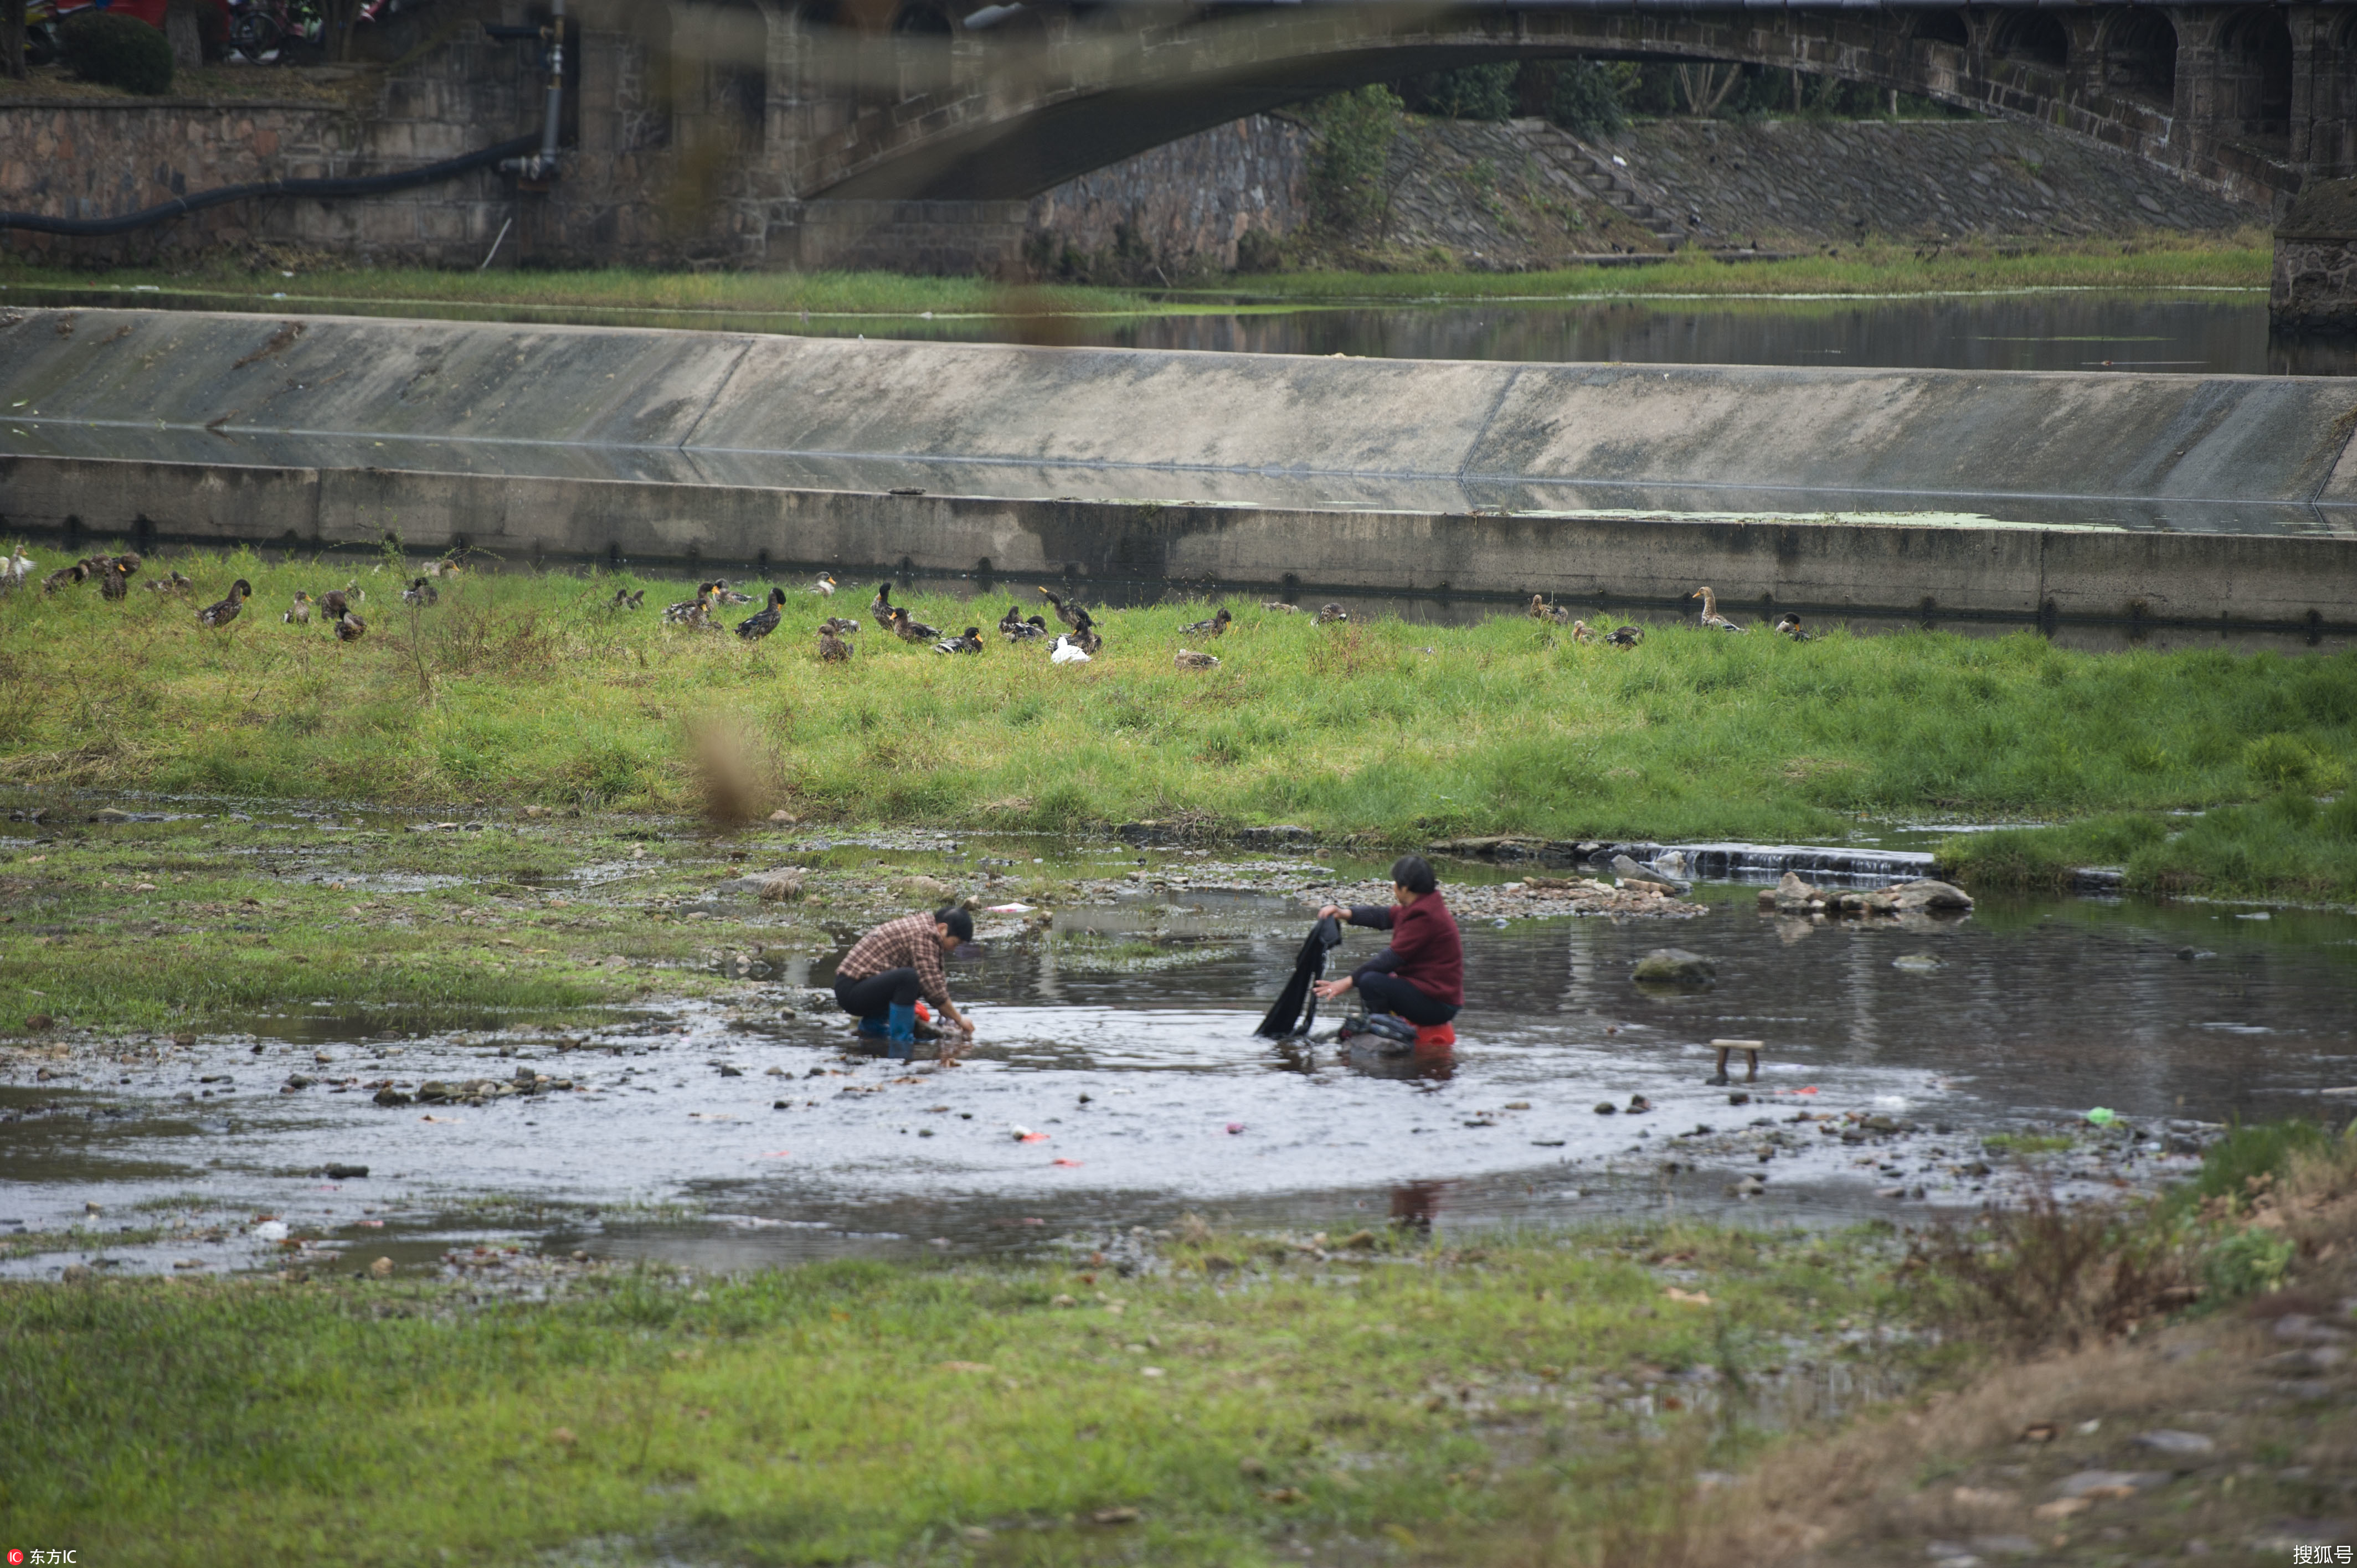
[1347,891,1463,1005]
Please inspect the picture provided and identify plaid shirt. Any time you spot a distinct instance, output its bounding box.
[836,912,953,1009]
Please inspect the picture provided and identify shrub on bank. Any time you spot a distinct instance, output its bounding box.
[61,10,174,95]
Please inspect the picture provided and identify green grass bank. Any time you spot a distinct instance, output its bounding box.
[4,549,2353,901]
[0,229,2267,329]
[7,1122,2355,1567]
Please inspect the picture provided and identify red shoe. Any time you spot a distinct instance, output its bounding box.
[1415,1022,1457,1049]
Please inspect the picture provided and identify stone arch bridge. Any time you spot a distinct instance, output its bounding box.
[640,0,2348,215]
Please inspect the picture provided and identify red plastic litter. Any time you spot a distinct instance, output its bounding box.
[915,1001,932,1023]
[1053,1158,1083,1168]
[1226,1122,1245,1134]
[758,1151,793,1158]
[1415,1022,1457,1049]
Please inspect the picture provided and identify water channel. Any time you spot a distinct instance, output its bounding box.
[6,829,2354,1281]
[9,279,2346,376]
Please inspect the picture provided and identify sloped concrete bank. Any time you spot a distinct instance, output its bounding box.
[2,308,2354,629]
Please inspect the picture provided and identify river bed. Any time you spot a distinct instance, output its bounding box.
[5,832,2351,1282]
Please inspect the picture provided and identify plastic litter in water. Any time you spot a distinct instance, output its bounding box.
[2085,1107,2117,1126]
[1226,1122,1246,1134]
[1052,1158,1083,1168]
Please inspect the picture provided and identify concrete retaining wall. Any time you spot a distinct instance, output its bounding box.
[3,308,2355,628]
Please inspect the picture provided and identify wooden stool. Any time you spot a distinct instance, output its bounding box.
[1708,1038,1764,1086]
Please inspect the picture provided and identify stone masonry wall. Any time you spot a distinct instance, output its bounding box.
[2272,238,2357,330]
[1023,114,1309,274]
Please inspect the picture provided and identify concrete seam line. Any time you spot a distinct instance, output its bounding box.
[2300,396,2357,525]
[1455,363,1527,484]
[676,338,760,458]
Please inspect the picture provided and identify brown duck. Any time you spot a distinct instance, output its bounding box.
[198,579,251,628]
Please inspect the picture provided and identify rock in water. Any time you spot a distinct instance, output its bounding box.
[1892,878,1974,911]
[1613,853,1691,894]
[1865,878,1975,914]
[1633,948,1715,984]
[1772,870,1820,914]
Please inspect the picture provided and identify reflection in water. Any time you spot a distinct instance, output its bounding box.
[5,881,2354,1270]
[1103,292,2340,379]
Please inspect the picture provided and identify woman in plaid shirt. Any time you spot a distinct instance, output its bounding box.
[833,907,976,1053]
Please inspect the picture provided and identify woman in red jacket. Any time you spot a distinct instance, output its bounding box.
[1312,854,1463,1028]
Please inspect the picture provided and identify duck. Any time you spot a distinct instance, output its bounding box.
[1,548,32,590]
[283,590,313,625]
[890,606,942,644]
[99,554,138,601]
[146,570,193,596]
[1037,586,1094,637]
[821,615,860,636]
[1773,612,1813,642]
[998,604,1048,641]
[933,626,985,656]
[608,586,637,610]
[662,584,716,626]
[1604,623,1644,648]
[41,561,88,594]
[818,624,853,663]
[320,589,354,620]
[1261,599,1305,615]
[197,579,251,628]
[869,582,895,618]
[1179,606,1232,638]
[425,557,463,579]
[1527,594,1572,625]
[711,580,755,606]
[1690,587,1746,633]
[1315,602,1349,625]
[1568,618,1596,644]
[809,572,837,598]
[402,576,439,607]
[1049,633,1092,665]
[333,610,367,643]
[735,586,788,641]
[1174,648,1220,670]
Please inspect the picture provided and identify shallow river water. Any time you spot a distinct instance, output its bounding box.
[6,848,2354,1280]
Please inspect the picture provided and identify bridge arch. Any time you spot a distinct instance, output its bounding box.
[2099,9,2178,104]
[1909,11,1972,51]
[1990,11,2069,70]
[2219,6,2293,144]
[789,4,2290,209]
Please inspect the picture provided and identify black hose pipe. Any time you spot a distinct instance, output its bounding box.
[0,132,543,238]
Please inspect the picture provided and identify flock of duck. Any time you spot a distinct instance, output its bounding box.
[601,571,1356,670]
[1526,585,1813,641]
[0,547,470,643]
[2,546,1814,655]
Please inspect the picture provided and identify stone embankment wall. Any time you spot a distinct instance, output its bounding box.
[0,34,2260,277]
[1023,115,1307,274]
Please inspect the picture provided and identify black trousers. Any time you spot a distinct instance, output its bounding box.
[1356,972,1459,1027]
[835,968,922,1019]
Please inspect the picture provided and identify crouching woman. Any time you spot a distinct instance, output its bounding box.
[1312,854,1463,1031]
